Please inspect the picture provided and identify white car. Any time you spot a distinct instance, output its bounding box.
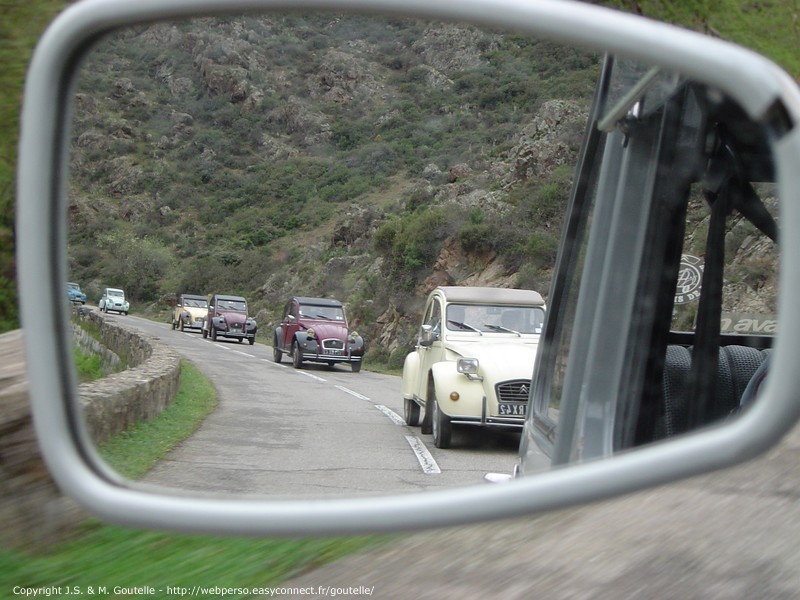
[98,287,129,315]
[401,286,545,448]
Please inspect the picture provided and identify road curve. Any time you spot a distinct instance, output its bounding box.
[98,313,523,499]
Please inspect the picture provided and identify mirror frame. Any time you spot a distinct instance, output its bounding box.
[17,0,800,535]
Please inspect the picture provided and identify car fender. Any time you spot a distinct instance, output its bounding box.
[348,333,365,356]
[294,330,319,353]
[401,350,421,400]
[430,360,486,417]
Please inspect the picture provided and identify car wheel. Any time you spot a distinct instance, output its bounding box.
[202,325,208,339]
[403,397,420,426]
[292,342,303,369]
[211,327,217,341]
[351,361,362,373]
[179,320,185,331]
[248,337,255,346]
[171,319,176,330]
[273,341,283,363]
[431,393,452,449]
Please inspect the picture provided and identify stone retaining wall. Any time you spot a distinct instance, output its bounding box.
[75,309,181,444]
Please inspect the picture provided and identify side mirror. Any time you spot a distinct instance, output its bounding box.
[418,324,438,347]
[16,0,800,537]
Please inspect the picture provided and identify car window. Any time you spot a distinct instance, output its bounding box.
[298,304,345,321]
[446,304,545,334]
[218,300,246,311]
[423,298,442,332]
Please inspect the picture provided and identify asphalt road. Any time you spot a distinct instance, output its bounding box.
[105,313,524,498]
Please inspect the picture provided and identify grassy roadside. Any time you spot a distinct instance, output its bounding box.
[98,360,217,479]
[1,360,387,599]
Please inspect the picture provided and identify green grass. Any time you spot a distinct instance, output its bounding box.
[74,348,105,383]
[0,360,388,597]
[0,523,386,599]
[97,360,217,479]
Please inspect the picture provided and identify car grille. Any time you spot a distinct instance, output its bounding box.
[323,339,344,350]
[229,322,243,332]
[496,379,532,403]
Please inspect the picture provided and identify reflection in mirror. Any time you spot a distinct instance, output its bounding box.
[65,10,779,499]
[67,13,599,498]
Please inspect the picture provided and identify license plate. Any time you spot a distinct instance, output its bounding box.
[498,403,526,416]
[324,348,344,356]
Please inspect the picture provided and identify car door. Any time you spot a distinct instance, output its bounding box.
[282,299,301,350]
[415,294,444,402]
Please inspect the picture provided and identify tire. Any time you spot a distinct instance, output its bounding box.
[404,397,421,426]
[248,336,255,345]
[351,361,362,373]
[273,341,283,363]
[179,320,185,331]
[171,319,176,330]
[202,324,208,339]
[211,327,217,341]
[431,393,452,449]
[421,382,434,435]
[292,342,303,369]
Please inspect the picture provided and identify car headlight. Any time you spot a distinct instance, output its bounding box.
[457,357,480,375]
[306,328,315,339]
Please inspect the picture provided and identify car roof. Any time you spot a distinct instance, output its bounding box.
[214,294,246,302]
[181,294,206,300]
[294,296,344,308]
[436,286,545,306]
[105,287,124,293]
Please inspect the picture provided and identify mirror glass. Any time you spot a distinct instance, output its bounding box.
[65,11,778,498]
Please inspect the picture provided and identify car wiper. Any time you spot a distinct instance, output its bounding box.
[447,320,483,334]
[314,314,332,320]
[484,324,522,336]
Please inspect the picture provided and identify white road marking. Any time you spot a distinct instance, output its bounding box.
[232,350,255,358]
[334,385,370,401]
[405,436,441,474]
[374,404,405,426]
[261,359,289,369]
[299,371,327,382]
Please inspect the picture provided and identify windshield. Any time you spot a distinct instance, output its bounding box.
[446,304,545,334]
[218,299,247,311]
[183,298,208,308]
[108,289,124,297]
[299,304,345,321]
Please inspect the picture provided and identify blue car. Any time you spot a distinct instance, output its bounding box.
[67,282,87,304]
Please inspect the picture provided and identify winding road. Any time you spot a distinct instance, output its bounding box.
[103,314,524,499]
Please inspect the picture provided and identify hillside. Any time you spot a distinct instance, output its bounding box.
[64,8,782,364]
[4,1,799,337]
[67,14,598,362]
